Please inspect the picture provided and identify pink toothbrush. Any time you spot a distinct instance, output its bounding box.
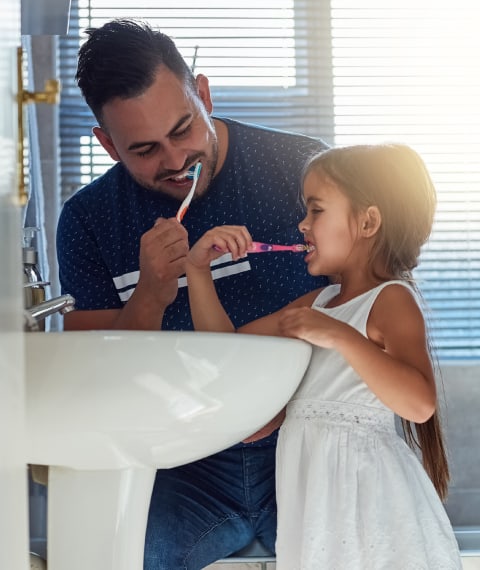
[247,241,309,253]
[212,241,311,254]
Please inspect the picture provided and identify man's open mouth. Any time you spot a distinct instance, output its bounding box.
[164,164,198,184]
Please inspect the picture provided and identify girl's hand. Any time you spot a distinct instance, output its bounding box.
[188,225,253,269]
[187,225,252,334]
[279,306,349,349]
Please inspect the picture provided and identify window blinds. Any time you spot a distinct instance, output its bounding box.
[59,0,334,195]
[59,0,480,359]
[330,1,480,359]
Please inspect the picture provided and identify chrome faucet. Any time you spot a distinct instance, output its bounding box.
[22,227,50,329]
[24,294,75,331]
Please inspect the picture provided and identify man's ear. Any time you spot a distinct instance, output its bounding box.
[93,126,121,162]
[195,74,213,114]
[360,206,382,237]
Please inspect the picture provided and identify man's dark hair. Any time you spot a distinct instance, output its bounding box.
[76,19,197,124]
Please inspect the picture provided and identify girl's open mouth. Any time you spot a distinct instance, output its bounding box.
[304,243,316,261]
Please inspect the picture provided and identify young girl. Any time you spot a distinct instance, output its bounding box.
[186,144,461,569]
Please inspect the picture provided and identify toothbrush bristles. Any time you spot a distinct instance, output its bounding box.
[293,244,309,252]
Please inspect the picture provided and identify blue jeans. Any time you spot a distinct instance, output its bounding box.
[144,445,276,570]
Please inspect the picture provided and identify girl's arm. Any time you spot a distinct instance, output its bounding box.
[186,225,252,333]
[186,225,322,335]
[279,284,436,423]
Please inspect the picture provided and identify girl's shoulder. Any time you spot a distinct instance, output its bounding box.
[368,280,425,341]
[311,280,415,310]
[374,280,419,307]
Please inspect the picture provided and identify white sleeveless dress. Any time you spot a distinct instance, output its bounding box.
[275,281,461,570]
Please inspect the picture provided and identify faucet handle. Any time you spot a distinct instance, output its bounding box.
[23,281,50,288]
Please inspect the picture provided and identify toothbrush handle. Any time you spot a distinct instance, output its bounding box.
[212,242,306,254]
[176,163,202,223]
[247,242,305,253]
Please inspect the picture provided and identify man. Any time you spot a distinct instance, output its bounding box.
[57,18,329,569]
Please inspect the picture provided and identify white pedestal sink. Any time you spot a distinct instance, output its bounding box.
[25,330,311,570]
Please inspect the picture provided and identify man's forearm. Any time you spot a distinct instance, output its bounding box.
[63,288,168,331]
[107,286,168,330]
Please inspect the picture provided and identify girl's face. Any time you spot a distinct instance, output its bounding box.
[299,171,363,276]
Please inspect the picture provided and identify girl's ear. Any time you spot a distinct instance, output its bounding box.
[360,206,382,237]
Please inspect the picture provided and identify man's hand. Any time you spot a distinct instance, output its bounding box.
[64,218,189,332]
[135,217,189,309]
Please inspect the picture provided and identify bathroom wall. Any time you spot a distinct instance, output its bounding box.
[442,363,480,527]
[27,35,62,315]
[21,0,71,35]
[0,0,30,569]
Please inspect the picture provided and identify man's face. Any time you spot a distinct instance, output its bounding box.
[94,67,218,200]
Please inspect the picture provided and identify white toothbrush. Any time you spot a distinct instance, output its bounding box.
[176,162,202,223]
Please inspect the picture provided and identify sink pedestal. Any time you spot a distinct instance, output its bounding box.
[48,468,155,570]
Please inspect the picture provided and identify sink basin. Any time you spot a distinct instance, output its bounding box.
[26,330,311,470]
[25,330,311,570]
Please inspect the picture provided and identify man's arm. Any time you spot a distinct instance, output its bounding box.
[61,218,189,331]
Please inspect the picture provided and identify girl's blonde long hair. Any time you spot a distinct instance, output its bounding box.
[303,144,449,500]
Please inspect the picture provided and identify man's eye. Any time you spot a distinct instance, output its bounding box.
[172,124,192,138]
[136,145,155,157]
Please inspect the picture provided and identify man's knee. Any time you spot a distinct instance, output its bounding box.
[144,513,255,570]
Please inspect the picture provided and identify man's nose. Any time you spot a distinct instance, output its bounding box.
[161,144,188,172]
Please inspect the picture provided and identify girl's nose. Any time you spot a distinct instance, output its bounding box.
[298,216,309,233]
